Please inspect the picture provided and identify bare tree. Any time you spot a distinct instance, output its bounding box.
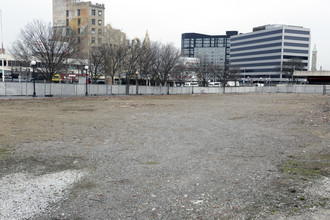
[138,40,153,85]
[123,38,144,93]
[281,58,305,82]
[150,42,163,85]
[102,43,129,84]
[171,58,188,87]
[195,56,213,87]
[151,43,181,86]
[10,20,79,82]
[89,46,104,82]
[211,63,240,93]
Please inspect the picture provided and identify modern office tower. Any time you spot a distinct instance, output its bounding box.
[181,31,238,68]
[53,0,105,58]
[230,24,311,82]
[311,44,317,71]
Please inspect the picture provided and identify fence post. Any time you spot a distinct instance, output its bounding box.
[61,82,63,96]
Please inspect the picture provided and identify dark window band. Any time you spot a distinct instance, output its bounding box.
[285,29,310,35]
[231,55,281,63]
[284,49,309,54]
[283,55,308,60]
[230,49,282,57]
[231,62,281,68]
[230,68,279,73]
[284,42,309,48]
[284,36,309,41]
[231,43,282,52]
[231,36,282,47]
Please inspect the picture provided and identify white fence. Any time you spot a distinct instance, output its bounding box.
[0,82,329,97]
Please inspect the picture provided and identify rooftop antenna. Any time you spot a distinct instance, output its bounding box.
[0,9,5,82]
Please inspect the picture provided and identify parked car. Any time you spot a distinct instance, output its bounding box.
[208,82,221,87]
[52,74,62,83]
[255,83,264,87]
[226,81,240,87]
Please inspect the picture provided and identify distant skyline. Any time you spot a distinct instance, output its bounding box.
[1,0,329,70]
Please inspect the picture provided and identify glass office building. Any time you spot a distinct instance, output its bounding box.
[230,25,311,82]
[181,32,238,67]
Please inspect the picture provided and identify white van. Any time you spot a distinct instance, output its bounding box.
[226,81,240,87]
[184,82,199,87]
[208,82,221,87]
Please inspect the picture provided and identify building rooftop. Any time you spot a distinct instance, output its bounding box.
[74,0,104,7]
[253,24,304,32]
[182,31,238,38]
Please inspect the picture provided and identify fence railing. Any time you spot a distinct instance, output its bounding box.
[0,82,329,97]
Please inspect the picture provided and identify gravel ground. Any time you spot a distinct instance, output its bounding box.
[0,170,86,220]
[0,93,329,219]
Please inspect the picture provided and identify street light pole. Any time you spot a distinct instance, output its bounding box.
[30,60,37,97]
[85,65,89,96]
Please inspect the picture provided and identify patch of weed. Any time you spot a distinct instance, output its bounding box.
[61,108,95,112]
[0,148,10,159]
[145,161,160,165]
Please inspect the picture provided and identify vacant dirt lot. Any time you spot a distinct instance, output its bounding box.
[0,94,329,219]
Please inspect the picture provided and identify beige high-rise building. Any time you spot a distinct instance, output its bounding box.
[104,24,129,46]
[53,0,105,58]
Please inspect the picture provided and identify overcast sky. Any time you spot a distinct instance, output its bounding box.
[1,0,329,69]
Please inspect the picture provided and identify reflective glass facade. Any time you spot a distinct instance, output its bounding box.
[181,32,238,67]
[230,25,311,81]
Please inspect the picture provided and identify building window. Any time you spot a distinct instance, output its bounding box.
[98,11,102,16]
[66,10,69,17]
[91,28,95,34]
[98,29,102,35]
[92,9,96,16]
[78,19,81,25]
[77,9,80,16]
[98,20,102,26]
[91,37,95,44]
[66,19,69,26]
[98,38,102,44]
[92,19,96,25]
[78,28,80,34]
[284,36,309,42]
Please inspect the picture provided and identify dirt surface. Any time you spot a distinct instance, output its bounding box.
[0,94,329,219]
